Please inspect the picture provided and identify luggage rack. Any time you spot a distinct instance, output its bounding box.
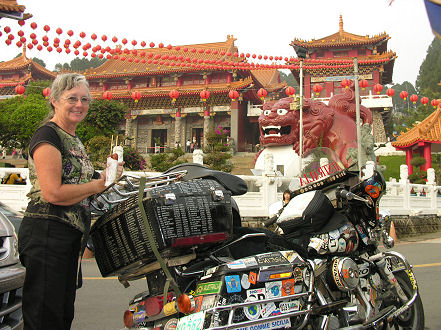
[91,170,187,214]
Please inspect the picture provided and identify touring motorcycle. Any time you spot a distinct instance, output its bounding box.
[89,147,424,329]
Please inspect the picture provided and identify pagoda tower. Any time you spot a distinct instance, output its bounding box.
[0,46,56,98]
[290,15,397,143]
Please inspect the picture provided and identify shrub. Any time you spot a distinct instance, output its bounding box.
[202,125,233,172]
[85,135,111,170]
[124,146,147,171]
[149,147,185,172]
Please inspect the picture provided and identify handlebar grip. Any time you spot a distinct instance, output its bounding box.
[337,189,354,201]
[263,215,278,227]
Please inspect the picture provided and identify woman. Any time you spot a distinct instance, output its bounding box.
[18,73,124,330]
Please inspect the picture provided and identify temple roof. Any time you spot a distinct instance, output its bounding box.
[250,69,287,91]
[392,107,441,148]
[85,36,242,79]
[0,52,56,79]
[291,15,390,50]
[0,0,32,20]
[90,77,253,100]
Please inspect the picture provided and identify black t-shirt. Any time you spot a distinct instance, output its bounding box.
[29,124,62,159]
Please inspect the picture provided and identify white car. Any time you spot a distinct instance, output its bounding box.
[0,202,25,329]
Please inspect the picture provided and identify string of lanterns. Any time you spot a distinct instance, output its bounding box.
[5,21,439,109]
[1,21,392,72]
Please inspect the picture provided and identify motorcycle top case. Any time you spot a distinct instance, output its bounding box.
[90,179,233,277]
[276,190,334,237]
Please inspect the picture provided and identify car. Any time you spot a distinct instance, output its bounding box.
[0,202,25,329]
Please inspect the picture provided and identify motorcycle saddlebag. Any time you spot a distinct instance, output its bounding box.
[90,179,233,277]
[276,190,334,237]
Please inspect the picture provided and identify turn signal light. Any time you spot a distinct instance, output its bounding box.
[123,310,133,328]
[177,294,192,314]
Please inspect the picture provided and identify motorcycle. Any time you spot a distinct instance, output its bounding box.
[89,148,424,329]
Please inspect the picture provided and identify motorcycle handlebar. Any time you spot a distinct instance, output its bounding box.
[263,214,279,227]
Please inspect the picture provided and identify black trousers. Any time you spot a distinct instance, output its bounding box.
[18,217,82,330]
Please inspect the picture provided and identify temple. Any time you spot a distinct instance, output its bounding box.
[392,106,441,175]
[85,36,286,152]
[0,47,56,98]
[0,0,31,20]
[290,15,397,143]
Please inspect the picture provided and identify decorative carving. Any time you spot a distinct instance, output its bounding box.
[258,83,374,168]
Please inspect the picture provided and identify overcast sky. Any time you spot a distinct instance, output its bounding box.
[0,0,435,86]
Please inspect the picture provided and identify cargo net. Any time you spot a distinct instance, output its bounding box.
[90,170,188,216]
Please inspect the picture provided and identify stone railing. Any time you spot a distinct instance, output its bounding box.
[1,164,440,217]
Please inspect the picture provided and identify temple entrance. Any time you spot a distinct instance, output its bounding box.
[151,129,167,153]
[192,128,203,149]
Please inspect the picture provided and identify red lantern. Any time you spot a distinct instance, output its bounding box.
[43,25,50,32]
[103,91,113,100]
[15,84,25,95]
[399,91,408,101]
[79,32,86,38]
[386,88,395,97]
[56,28,62,35]
[228,90,239,101]
[359,79,368,90]
[341,79,351,89]
[312,84,323,96]
[169,89,179,104]
[131,91,141,103]
[30,22,37,29]
[42,87,51,99]
[91,33,97,40]
[431,99,439,109]
[18,20,25,26]
[420,97,429,106]
[122,38,128,45]
[67,30,74,37]
[200,90,210,102]
[257,88,267,101]
[285,86,295,97]
[373,83,383,94]
[409,94,419,104]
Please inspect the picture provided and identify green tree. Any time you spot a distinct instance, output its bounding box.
[0,94,49,150]
[76,99,127,144]
[408,156,426,184]
[279,71,299,91]
[85,135,112,169]
[55,57,106,72]
[415,37,441,98]
[203,125,233,172]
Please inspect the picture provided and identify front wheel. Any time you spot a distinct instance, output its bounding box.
[383,270,425,330]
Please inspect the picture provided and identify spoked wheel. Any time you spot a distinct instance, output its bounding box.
[383,271,425,330]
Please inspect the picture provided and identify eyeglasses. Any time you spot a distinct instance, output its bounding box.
[62,96,91,105]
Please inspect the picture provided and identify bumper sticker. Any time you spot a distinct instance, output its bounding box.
[226,275,242,293]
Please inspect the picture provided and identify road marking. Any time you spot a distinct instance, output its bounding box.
[413,262,441,268]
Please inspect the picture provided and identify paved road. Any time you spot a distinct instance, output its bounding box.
[72,234,441,330]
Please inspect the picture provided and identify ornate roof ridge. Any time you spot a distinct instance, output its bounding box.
[290,15,389,49]
[392,107,441,147]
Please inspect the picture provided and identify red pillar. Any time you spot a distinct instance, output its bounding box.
[423,143,432,170]
[406,148,413,175]
[304,74,311,99]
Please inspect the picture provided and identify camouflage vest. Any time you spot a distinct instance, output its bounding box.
[24,122,94,233]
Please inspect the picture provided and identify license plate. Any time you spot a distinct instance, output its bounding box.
[177,311,205,330]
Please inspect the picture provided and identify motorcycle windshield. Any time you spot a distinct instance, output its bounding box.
[289,147,358,195]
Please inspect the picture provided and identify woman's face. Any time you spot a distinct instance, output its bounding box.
[284,193,291,201]
[52,84,90,126]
